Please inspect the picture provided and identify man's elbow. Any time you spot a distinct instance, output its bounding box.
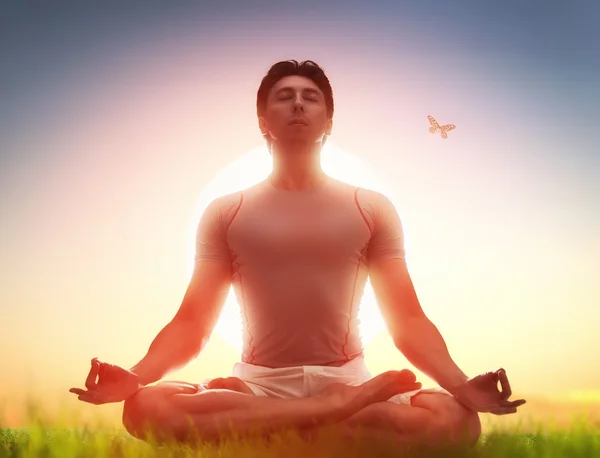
[171,315,211,351]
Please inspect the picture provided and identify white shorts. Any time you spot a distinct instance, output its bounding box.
[225,355,451,404]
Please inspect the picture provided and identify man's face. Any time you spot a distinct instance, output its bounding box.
[259,75,332,148]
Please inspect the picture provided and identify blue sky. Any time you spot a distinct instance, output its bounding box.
[2,0,599,181]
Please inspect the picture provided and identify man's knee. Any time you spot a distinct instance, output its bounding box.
[461,408,482,446]
[412,393,481,447]
[122,382,198,442]
[437,401,480,447]
[122,386,166,441]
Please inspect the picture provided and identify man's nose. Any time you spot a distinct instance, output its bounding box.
[292,96,304,111]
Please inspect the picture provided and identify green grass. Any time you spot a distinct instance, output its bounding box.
[1,401,599,458]
[2,423,600,457]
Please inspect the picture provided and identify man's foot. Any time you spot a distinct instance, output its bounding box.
[205,376,256,395]
[323,370,421,412]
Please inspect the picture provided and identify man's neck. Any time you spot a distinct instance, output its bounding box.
[270,143,327,191]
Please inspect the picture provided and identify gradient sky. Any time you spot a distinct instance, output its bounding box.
[1,1,599,427]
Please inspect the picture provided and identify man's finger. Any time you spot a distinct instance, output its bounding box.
[69,388,87,396]
[491,406,518,416]
[77,393,104,405]
[85,359,101,390]
[497,368,512,400]
[489,398,526,415]
[502,398,526,408]
[78,396,101,405]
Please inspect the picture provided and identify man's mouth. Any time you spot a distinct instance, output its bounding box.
[289,119,308,125]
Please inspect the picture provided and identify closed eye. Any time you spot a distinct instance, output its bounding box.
[278,95,318,103]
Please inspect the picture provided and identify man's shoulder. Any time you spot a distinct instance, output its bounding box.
[354,185,394,208]
[205,180,267,214]
[206,191,243,213]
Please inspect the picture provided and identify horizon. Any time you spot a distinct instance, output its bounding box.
[2,333,600,430]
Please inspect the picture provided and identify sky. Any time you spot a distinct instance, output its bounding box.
[1,0,599,428]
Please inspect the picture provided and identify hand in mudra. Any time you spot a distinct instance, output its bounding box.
[451,368,526,415]
[69,358,142,405]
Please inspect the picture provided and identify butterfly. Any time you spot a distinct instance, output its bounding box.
[428,115,455,139]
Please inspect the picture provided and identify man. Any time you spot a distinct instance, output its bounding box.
[70,60,526,447]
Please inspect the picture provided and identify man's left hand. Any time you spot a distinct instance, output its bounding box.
[449,368,526,415]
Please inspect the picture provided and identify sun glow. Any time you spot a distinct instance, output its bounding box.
[188,143,394,353]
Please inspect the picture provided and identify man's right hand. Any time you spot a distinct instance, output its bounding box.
[69,358,143,405]
[449,368,526,415]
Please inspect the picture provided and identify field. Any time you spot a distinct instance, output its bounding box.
[1,404,599,458]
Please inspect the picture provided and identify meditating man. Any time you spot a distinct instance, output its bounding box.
[70,60,526,447]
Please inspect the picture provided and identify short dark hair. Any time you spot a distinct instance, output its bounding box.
[256,60,334,119]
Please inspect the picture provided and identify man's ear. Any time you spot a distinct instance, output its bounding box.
[258,117,269,137]
[325,118,333,136]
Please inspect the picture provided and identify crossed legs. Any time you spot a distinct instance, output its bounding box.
[122,372,481,448]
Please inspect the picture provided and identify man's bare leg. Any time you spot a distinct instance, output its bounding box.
[122,370,419,444]
[329,390,481,448]
[204,376,257,395]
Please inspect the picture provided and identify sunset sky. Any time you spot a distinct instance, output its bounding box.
[1,1,599,427]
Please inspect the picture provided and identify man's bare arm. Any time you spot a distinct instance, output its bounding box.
[369,258,469,391]
[129,260,231,386]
